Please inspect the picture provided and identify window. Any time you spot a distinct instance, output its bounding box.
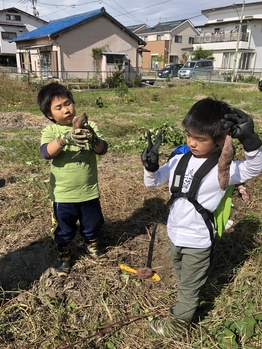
[157,34,164,41]
[105,54,124,64]
[174,35,182,43]
[1,32,17,40]
[188,37,194,44]
[169,55,178,63]
[151,54,158,70]
[223,53,253,70]
[222,52,234,68]
[140,35,148,42]
[6,14,21,21]
[239,52,253,69]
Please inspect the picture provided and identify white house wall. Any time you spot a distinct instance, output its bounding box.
[196,3,262,73]
[0,25,19,53]
[203,3,262,23]
[249,21,262,59]
[0,9,46,55]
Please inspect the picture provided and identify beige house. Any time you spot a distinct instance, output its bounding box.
[128,20,199,70]
[11,7,146,81]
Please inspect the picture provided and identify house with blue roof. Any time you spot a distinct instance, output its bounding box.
[11,7,146,81]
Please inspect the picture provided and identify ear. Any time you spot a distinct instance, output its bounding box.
[46,114,54,122]
[216,135,226,147]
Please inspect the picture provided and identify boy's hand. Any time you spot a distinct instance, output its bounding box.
[221,108,262,151]
[72,129,89,148]
[141,131,162,172]
[57,130,88,148]
[83,125,100,148]
[72,113,88,130]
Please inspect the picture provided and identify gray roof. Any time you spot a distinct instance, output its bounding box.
[11,7,146,45]
[126,24,149,33]
[202,1,262,15]
[0,7,47,24]
[133,20,187,35]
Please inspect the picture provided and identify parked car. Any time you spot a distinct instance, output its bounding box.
[258,78,262,91]
[178,60,213,79]
[157,63,183,78]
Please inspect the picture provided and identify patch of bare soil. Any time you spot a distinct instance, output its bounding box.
[1,112,50,129]
[0,112,261,348]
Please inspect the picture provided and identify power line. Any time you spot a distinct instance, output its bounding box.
[100,0,143,24]
[37,0,98,7]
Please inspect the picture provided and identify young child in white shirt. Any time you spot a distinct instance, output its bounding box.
[141,97,262,340]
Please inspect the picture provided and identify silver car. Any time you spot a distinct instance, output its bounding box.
[178,60,213,79]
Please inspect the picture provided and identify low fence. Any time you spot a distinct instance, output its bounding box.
[0,68,140,82]
[0,67,261,85]
[191,69,262,83]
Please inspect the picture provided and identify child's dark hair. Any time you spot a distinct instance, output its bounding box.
[37,82,75,121]
[182,97,231,141]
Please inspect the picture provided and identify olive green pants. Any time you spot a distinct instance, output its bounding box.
[169,241,212,322]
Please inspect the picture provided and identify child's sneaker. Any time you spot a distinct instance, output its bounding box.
[148,314,189,339]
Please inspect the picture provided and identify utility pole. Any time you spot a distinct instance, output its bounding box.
[32,0,39,17]
[231,0,245,82]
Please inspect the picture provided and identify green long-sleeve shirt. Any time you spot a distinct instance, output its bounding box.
[41,121,103,203]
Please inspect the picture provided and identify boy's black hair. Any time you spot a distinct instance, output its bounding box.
[182,97,231,141]
[37,82,75,121]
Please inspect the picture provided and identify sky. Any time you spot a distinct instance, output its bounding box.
[1,0,261,27]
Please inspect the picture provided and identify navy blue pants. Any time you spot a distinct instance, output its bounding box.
[51,199,104,245]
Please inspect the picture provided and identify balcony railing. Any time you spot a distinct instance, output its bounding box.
[195,32,249,44]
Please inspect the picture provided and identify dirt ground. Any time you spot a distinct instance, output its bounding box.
[0,112,175,294]
[0,112,261,348]
[0,111,260,292]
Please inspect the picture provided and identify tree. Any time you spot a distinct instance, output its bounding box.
[181,52,189,64]
[151,54,167,69]
[191,46,214,60]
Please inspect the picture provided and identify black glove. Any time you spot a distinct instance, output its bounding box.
[221,108,262,151]
[141,131,162,172]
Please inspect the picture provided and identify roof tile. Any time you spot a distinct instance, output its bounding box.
[12,7,105,41]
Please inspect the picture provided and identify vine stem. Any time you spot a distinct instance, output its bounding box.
[61,311,167,348]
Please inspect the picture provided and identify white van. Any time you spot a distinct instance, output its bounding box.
[178,60,213,79]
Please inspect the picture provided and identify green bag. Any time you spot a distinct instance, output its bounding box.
[214,185,235,237]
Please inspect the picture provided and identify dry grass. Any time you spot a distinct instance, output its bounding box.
[0,86,262,348]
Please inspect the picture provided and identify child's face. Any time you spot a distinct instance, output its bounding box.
[48,96,76,125]
[186,129,222,158]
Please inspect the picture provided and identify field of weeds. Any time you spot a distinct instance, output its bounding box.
[0,76,261,348]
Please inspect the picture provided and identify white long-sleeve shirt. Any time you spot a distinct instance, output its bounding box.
[144,148,262,248]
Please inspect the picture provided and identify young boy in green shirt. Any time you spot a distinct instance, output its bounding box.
[38,82,108,277]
